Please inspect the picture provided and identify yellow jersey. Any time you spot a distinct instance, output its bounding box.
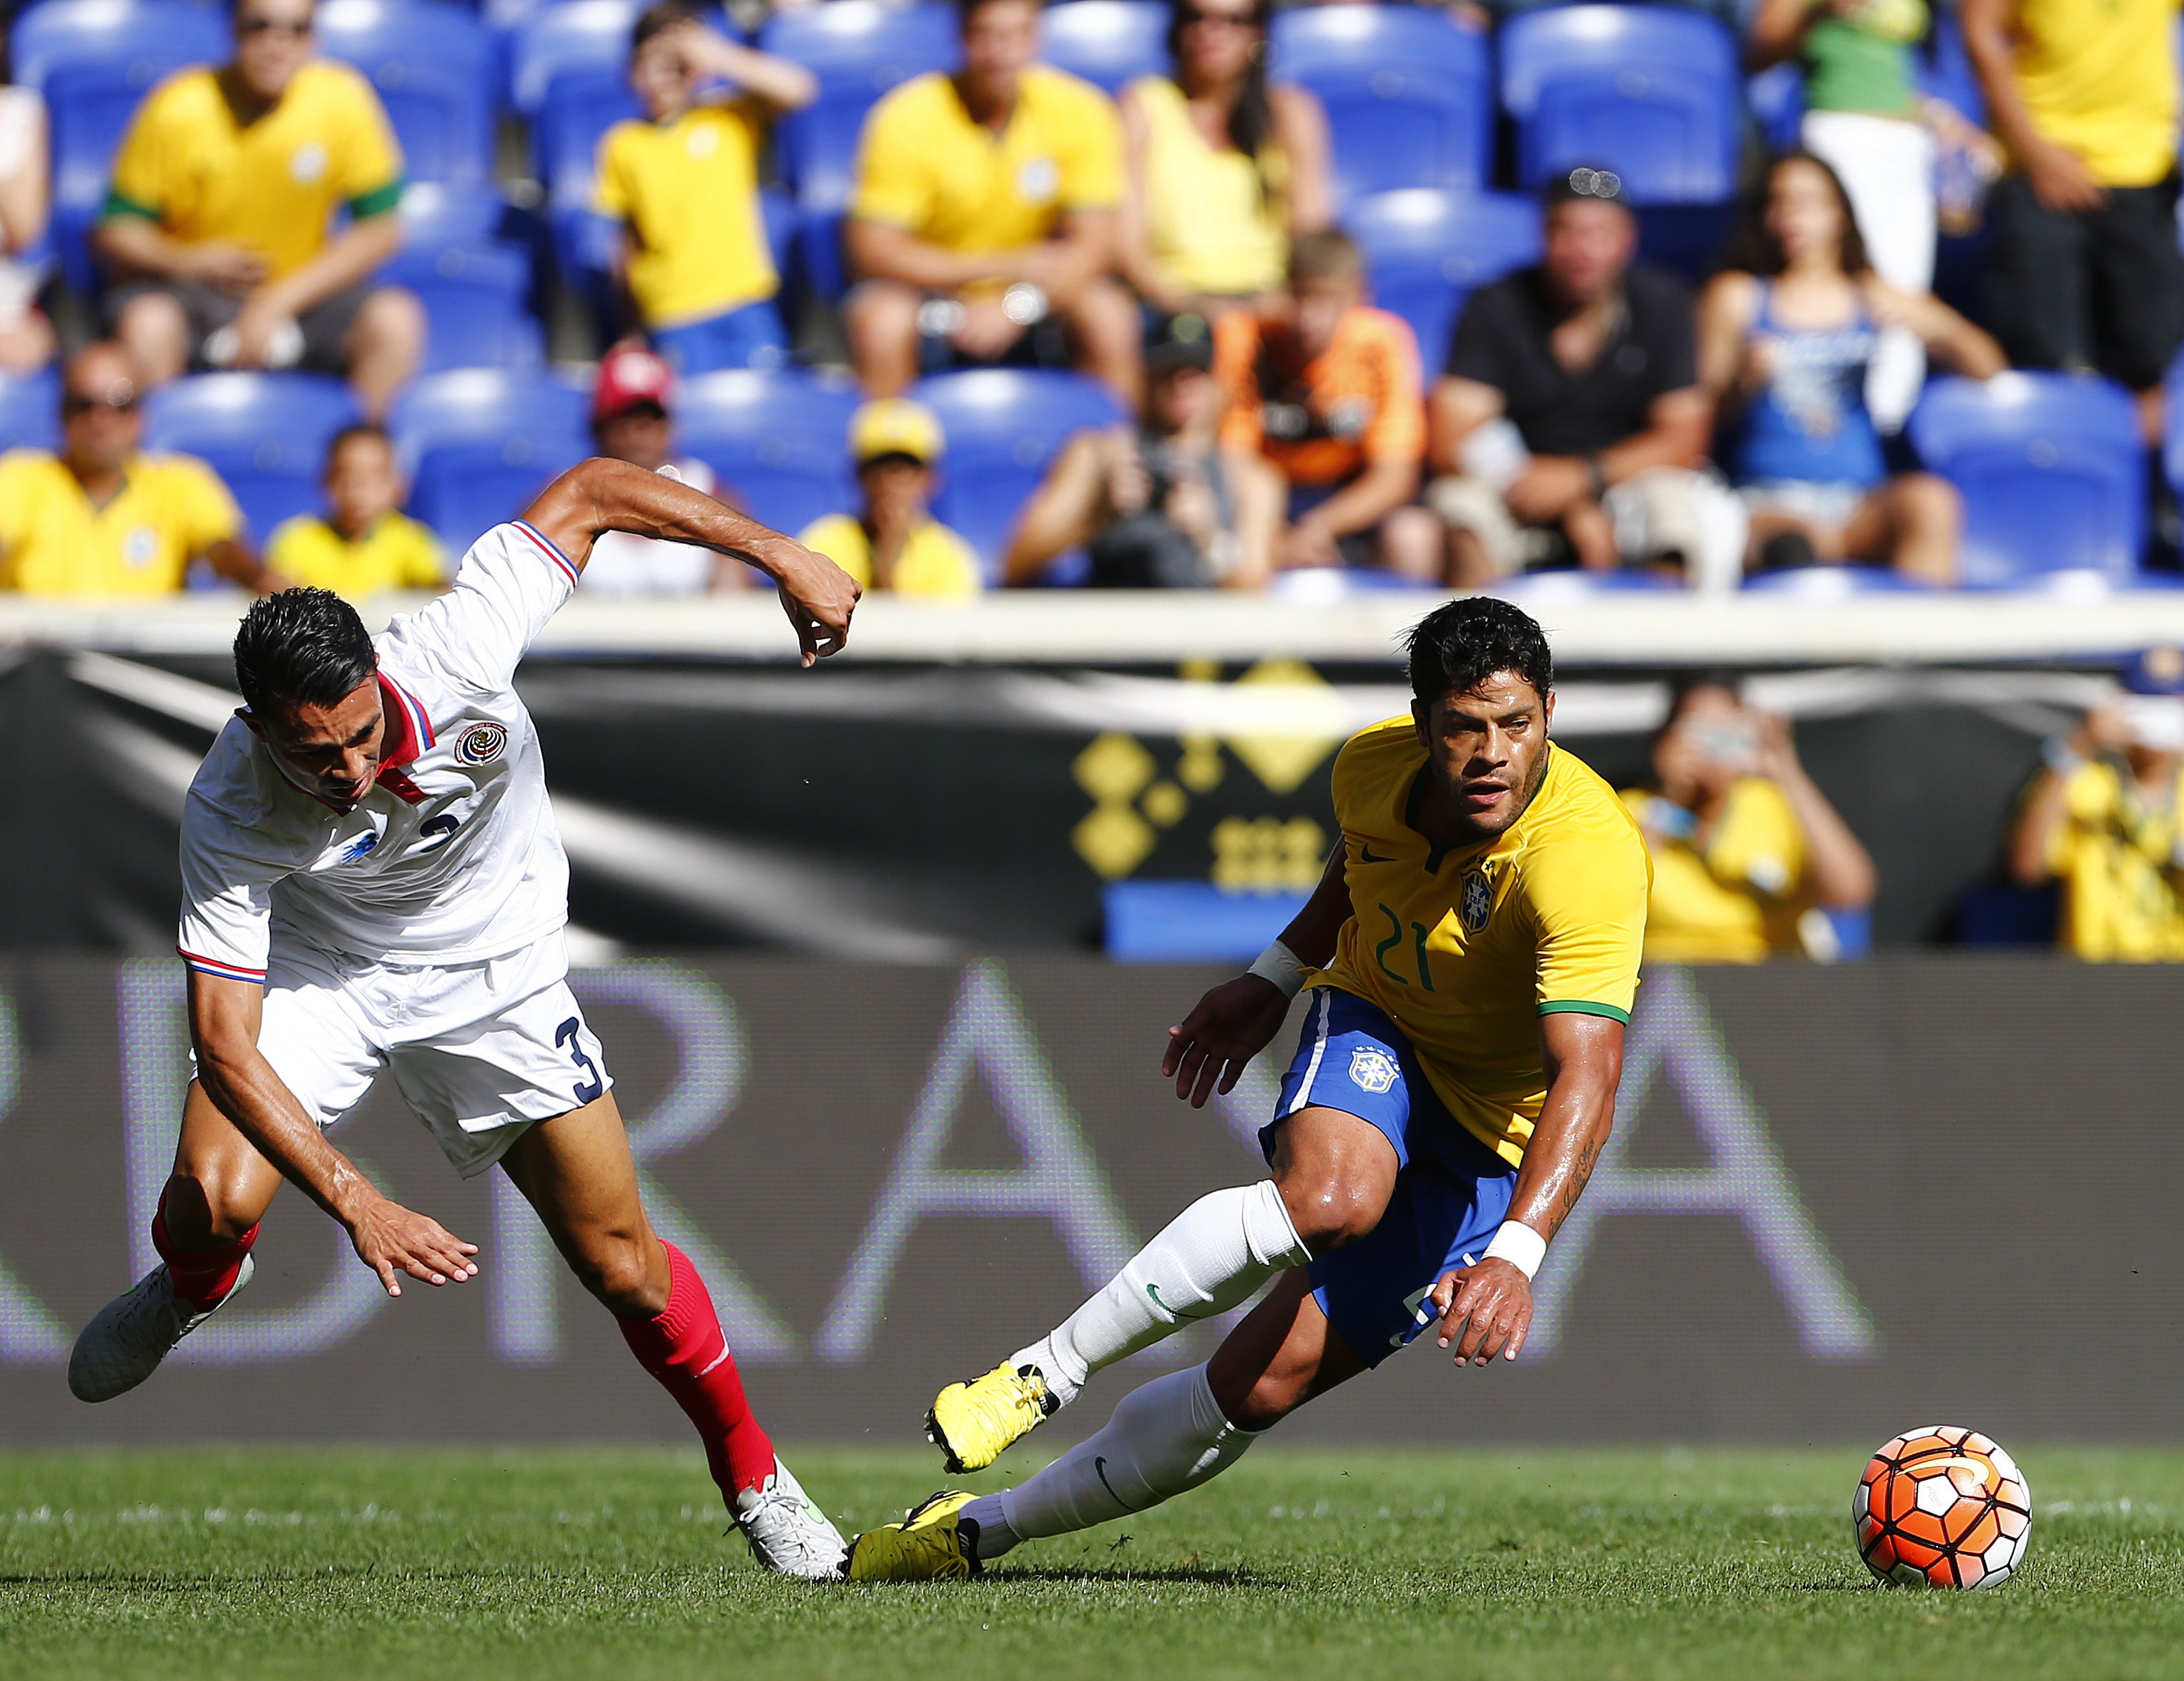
[265,511,445,598]
[594,101,777,328]
[1314,721,1651,1166]
[2043,757,2184,960]
[105,61,404,279]
[0,449,241,596]
[2008,0,2179,186]
[796,513,982,598]
[850,65,1123,260]
[1131,75,1288,297]
[1621,779,1811,964]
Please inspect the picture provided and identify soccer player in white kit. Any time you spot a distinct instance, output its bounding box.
[67,456,862,1579]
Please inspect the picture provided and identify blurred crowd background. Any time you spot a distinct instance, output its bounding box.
[5,0,2184,968]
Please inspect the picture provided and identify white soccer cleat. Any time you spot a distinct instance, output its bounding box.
[732,1456,848,1580]
[67,1256,256,1403]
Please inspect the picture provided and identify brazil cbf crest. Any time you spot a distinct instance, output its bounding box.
[1349,1047,1398,1094]
[1460,867,1494,932]
[456,723,508,765]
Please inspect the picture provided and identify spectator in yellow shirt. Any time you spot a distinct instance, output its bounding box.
[0,341,280,596]
[93,0,422,419]
[595,5,815,375]
[265,424,444,598]
[2010,647,2184,960]
[797,399,982,597]
[844,0,1140,404]
[1620,675,1876,962]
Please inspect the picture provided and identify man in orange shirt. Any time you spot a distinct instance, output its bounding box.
[1213,230,1439,580]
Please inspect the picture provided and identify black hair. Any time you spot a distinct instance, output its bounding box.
[1405,597,1553,707]
[232,588,377,716]
[631,1,701,52]
[1165,0,1277,197]
[323,421,391,474]
[1718,149,1871,279]
[1658,669,1744,740]
[957,0,1042,26]
[1289,227,1364,287]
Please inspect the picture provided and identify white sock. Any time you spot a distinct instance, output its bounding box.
[1009,1181,1307,1408]
[960,1493,1018,1560]
[993,1364,1259,1549]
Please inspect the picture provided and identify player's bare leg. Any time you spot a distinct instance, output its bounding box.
[498,1095,847,1579]
[928,1107,1394,1472]
[854,1271,1367,1579]
[69,1082,286,1401]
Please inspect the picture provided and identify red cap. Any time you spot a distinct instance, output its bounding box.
[592,345,674,422]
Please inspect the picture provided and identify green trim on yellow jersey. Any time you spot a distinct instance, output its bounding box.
[1537,1000,1631,1024]
[101,189,158,222]
[346,178,405,220]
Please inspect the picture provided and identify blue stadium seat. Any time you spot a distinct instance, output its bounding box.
[762,1,958,213]
[1500,4,1741,204]
[1269,4,1491,203]
[1746,61,1804,154]
[9,0,228,293]
[0,368,61,453]
[1041,0,1169,93]
[910,368,1125,580]
[1915,7,1986,126]
[1347,189,1541,370]
[673,368,861,538]
[511,0,643,198]
[383,187,545,373]
[142,373,361,543]
[1909,373,2145,588]
[315,0,494,189]
[392,369,591,556]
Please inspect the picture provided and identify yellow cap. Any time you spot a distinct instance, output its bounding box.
[850,398,945,465]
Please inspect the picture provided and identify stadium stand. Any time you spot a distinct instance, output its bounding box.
[1908,373,2147,590]
[1268,4,1492,205]
[510,0,645,317]
[391,367,590,556]
[6,0,226,293]
[142,372,360,547]
[384,188,546,374]
[0,365,59,452]
[1347,187,1541,375]
[314,0,495,192]
[759,0,958,304]
[1038,0,1169,94]
[910,368,1124,581]
[673,365,862,539]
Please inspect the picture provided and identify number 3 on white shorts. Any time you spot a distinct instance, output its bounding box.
[555,1015,606,1105]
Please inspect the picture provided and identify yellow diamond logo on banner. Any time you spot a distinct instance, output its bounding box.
[1073,732,1157,803]
[1074,802,1156,880]
[1224,659,1343,794]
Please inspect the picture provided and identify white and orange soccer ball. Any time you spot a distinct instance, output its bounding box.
[1854,1426,2032,1589]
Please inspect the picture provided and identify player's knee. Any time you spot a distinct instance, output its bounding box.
[1277,1177,1382,1254]
[574,1234,666,1316]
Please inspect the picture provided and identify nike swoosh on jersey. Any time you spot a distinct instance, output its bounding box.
[1359,844,1395,862]
[1095,1456,1124,1506]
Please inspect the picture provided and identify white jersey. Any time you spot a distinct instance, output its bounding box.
[177,520,581,982]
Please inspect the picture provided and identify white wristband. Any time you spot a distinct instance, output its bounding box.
[1246,939,1308,1000]
[1482,1220,1548,1280]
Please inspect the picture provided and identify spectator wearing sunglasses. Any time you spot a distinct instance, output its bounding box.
[1115,0,1332,327]
[93,0,422,419]
[0,342,282,596]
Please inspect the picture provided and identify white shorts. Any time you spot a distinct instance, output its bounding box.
[247,930,612,1178]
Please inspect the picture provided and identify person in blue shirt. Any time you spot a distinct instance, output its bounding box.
[1697,149,2004,584]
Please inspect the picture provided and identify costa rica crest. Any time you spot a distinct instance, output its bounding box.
[456,723,508,765]
[1460,867,1494,932]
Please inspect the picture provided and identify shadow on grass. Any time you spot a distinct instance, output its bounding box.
[986,1564,1269,1587]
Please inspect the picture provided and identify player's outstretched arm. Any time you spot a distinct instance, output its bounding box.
[523,457,862,667]
[187,971,481,1298]
[1164,842,1353,1107]
[1430,1010,1623,1368]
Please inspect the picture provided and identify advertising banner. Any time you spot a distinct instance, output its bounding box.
[0,953,2176,1447]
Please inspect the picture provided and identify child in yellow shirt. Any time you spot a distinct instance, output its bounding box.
[266,425,445,598]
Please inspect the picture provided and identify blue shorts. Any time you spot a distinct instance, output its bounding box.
[649,300,787,375]
[1260,987,1518,1368]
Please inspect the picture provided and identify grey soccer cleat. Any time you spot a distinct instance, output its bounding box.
[67,1255,255,1403]
[732,1456,849,1580]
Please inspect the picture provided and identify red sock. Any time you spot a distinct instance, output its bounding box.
[151,1188,259,1310]
[619,1241,776,1502]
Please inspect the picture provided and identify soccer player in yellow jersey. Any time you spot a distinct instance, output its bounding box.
[266,425,446,599]
[843,0,1141,404]
[0,342,280,597]
[850,596,1651,1579]
[94,0,422,419]
[594,5,815,374]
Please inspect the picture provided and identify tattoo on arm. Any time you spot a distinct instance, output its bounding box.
[1545,1133,1601,1241]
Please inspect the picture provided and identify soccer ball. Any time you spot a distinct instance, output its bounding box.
[1854,1426,2032,1589]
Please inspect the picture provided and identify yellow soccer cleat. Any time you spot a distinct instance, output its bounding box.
[927,1361,1053,1474]
[845,1491,980,1582]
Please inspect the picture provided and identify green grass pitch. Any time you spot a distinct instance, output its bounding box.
[4,1445,2182,1680]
